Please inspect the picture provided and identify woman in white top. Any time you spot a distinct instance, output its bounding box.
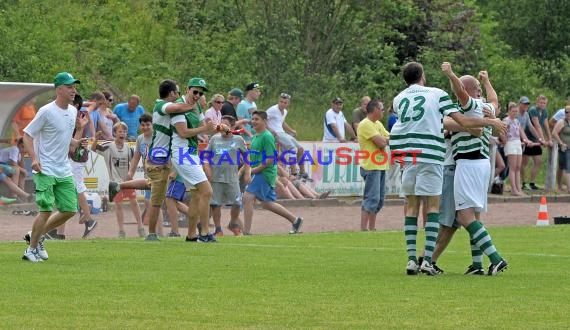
[502,102,532,196]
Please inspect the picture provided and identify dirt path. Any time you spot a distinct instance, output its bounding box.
[2,197,568,241]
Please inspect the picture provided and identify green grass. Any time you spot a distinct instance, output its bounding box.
[2,226,570,329]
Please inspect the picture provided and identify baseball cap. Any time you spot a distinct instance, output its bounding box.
[228,88,244,99]
[245,82,262,91]
[519,96,530,104]
[187,77,209,92]
[332,97,343,104]
[54,72,80,87]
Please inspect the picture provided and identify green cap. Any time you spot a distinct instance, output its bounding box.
[187,77,208,92]
[228,88,244,99]
[54,72,80,87]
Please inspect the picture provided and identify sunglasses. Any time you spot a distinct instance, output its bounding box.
[280,93,291,100]
[214,100,223,104]
[192,90,204,97]
[107,98,114,102]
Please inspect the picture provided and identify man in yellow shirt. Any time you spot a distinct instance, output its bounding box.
[357,99,390,231]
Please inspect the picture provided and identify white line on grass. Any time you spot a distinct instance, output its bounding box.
[220,243,570,258]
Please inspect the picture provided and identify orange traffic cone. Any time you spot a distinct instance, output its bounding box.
[536,196,549,226]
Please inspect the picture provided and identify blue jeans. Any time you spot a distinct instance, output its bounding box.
[360,168,386,214]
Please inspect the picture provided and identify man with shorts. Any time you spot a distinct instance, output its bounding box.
[357,99,389,231]
[429,119,484,273]
[442,62,508,275]
[170,77,221,242]
[203,115,248,236]
[243,111,303,235]
[145,79,200,240]
[266,93,308,179]
[522,95,552,190]
[22,72,83,262]
[390,62,506,275]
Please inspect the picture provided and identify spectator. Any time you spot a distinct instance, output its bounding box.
[0,138,28,199]
[323,97,356,142]
[387,105,398,132]
[11,99,37,142]
[502,102,532,196]
[552,106,570,193]
[91,123,145,238]
[548,98,570,130]
[84,92,112,140]
[351,96,371,134]
[221,88,243,119]
[236,82,261,141]
[203,94,225,127]
[357,99,389,231]
[113,94,144,141]
[522,95,552,190]
[266,93,308,179]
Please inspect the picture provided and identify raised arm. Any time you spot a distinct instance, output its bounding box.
[478,71,499,113]
[441,62,470,108]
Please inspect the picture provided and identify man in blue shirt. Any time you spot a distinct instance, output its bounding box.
[113,95,145,141]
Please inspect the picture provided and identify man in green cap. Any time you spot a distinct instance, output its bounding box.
[21,72,85,262]
[170,77,229,242]
[144,79,204,241]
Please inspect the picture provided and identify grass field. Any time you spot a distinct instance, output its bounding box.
[2,226,570,329]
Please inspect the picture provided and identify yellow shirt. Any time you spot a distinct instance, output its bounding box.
[357,117,389,171]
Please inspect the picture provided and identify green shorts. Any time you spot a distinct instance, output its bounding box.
[33,173,78,212]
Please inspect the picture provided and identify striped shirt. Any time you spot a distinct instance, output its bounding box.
[148,99,173,159]
[451,97,493,159]
[390,84,457,164]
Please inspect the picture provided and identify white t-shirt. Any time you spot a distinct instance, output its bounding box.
[323,109,346,142]
[0,146,20,164]
[23,101,77,178]
[266,104,287,133]
[552,108,565,122]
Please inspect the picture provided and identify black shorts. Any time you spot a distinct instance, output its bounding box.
[523,145,542,156]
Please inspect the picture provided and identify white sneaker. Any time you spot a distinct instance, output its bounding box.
[420,260,441,276]
[36,236,48,260]
[22,247,42,263]
[406,260,419,275]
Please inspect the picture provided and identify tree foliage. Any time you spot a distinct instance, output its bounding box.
[0,0,567,140]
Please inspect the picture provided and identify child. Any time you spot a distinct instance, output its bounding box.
[203,115,248,236]
[92,122,144,238]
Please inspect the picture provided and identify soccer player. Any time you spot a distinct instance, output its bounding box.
[442,62,508,275]
[390,62,506,275]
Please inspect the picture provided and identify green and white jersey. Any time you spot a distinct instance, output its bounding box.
[390,84,458,164]
[171,110,201,155]
[451,97,493,159]
[149,99,173,158]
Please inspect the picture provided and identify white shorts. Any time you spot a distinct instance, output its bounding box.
[454,159,490,212]
[276,132,302,152]
[70,160,87,194]
[400,163,443,196]
[171,153,208,189]
[504,140,522,155]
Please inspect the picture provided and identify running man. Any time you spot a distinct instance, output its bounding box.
[21,72,83,262]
